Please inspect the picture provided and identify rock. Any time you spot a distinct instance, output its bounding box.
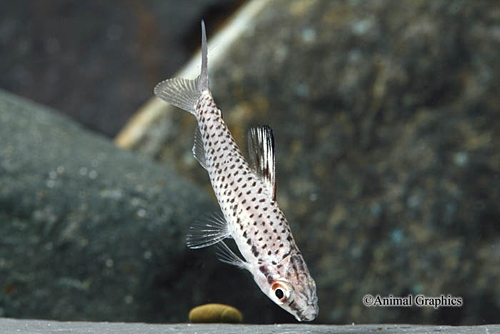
[118,0,500,324]
[0,89,228,322]
[0,318,499,334]
[189,303,243,323]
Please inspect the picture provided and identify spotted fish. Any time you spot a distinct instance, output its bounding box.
[154,21,318,321]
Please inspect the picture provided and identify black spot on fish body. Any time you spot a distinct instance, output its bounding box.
[251,245,259,257]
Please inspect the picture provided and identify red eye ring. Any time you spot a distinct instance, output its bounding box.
[271,282,289,302]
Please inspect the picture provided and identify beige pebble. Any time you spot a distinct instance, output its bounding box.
[189,303,243,323]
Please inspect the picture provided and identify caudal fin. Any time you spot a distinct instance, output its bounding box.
[199,20,209,92]
[154,20,209,115]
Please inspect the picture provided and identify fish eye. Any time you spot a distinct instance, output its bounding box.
[271,281,291,303]
[275,288,284,299]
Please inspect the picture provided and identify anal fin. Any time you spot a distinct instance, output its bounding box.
[193,125,207,169]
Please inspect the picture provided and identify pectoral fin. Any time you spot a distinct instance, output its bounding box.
[215,241,248,270]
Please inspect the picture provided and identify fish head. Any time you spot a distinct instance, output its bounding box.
[253,252,319,321]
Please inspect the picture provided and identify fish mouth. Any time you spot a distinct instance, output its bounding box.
[298,312,317,322]
[296,304,319,322]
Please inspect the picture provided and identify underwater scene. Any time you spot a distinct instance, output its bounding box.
[0,0,498,327]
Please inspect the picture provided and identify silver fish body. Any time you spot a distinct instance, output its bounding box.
[154,21,318,321]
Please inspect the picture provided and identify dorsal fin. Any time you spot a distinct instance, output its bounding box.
[248,126,276,201]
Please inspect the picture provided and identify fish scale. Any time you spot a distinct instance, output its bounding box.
[154,21,318,322]
[196,91,294,266]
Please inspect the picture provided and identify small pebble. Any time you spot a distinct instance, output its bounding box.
[188,303,242,323]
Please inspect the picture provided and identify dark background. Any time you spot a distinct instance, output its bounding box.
[0,0,242,137]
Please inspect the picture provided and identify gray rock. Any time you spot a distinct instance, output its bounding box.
[0,318,499,334]
[121,0,500,324]
[0,89,229,322]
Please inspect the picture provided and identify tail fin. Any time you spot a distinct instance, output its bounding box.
[199,20,209,92]
[154,20,209,115]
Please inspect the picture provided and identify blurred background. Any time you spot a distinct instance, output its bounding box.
[0,0,243,137]
[0,0,499,325]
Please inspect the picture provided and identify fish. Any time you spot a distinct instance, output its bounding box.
[154,21,318,322]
